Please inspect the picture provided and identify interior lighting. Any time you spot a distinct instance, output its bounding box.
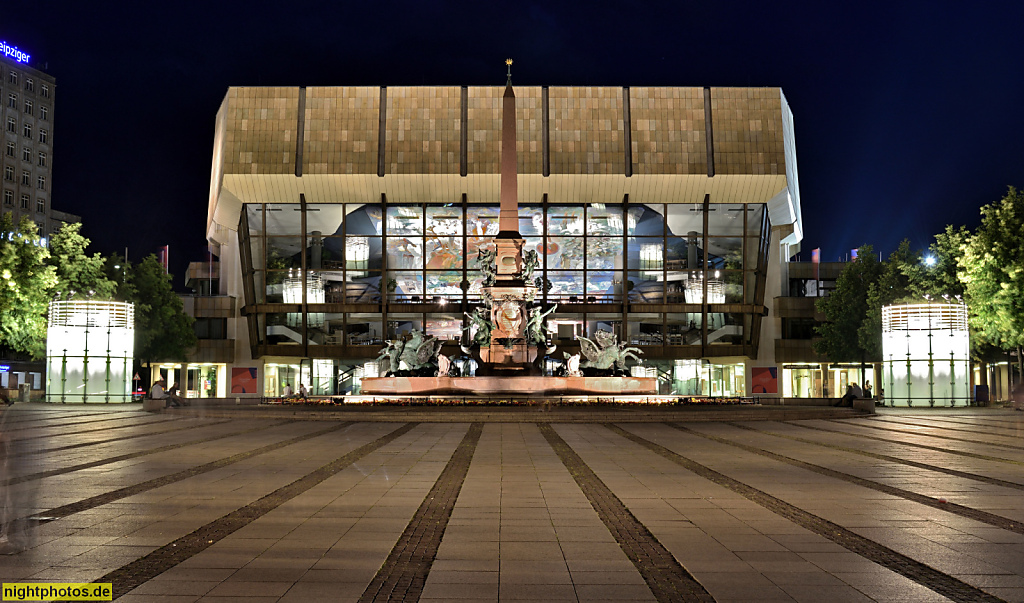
[46,300,135,403]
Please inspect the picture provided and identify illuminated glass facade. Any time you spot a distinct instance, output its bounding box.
[204,84,804,398]
[237,200,771,395]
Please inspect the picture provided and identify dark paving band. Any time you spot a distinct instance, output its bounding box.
[5,420,294,486]
[831,418,1024,452]
[729,422,1024,492]
[5,417,180,446]
[358,423,483,603]
[0,409,125,424]
[0,413,169,433]
[673,423,1024,535]
[102,422,418,599]
[13,419,234,457]
[29,422,355,523]
[789,421,1024,466]
[871,415,1024,439]
[539,424,715,603]
[891,414,1024,432]
[608,424,1003,603]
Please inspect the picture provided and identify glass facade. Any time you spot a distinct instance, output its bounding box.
[239,200,770,396]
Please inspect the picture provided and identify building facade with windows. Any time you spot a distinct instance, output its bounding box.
[0,48,62,236]
[201,84,803,398]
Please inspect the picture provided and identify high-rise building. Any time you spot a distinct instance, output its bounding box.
[0,40,76,237]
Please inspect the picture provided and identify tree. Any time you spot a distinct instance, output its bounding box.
[959,186,1024,381]
[904,225,969,300]
[814,244,882,362]
[860,240,917,360]
[0,215,57,358]
[47,222,117,300]
[129,254,197,366]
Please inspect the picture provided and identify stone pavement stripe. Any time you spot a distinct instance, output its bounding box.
[4,420,295,486]
[358,423,482,603]
[0,412,166,433]
[4,415,180,444]
[872,415,1024,439]
[27,421,355,523]
[99,422,418,600]
[789,421,1024,466]
[886,414,1024,432]
[0,409,126,424]
[674,422,1024,535]
[15,419,235,457]
[539,423,715,603]
[729,421,1024,491]
[607,424,1004,603]
[831,418,1024,452]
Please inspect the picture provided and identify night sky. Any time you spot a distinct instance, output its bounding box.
[7,2,1023,284]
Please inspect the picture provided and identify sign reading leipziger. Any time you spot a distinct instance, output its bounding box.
[0,41,30,64]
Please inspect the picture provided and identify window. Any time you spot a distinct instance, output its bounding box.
[5,142,13,157]
[7,93,15,108]
[38,129,46,144]
[24,78,33,92]
[21,147,29,162]
[20,193,28,209]
[38,152,45,167]
[3,166,11,181]
[36,198,44,213]
[6,117,14,132]
[7,71,16,85]
[23,100,32,115]
[194,318,228,339]
[41,84,49,98]
[21,170,30,185]
[22,123,30,138]
[39,106,47,120]
[2,190,11,205]
[37,175,45,190]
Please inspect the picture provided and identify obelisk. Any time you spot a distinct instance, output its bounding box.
[493,58,524,278]
[486,59,531,368]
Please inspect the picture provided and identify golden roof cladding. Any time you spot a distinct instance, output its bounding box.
[303,86,379,175]
[710,87,786,176]
[222,87,300,175]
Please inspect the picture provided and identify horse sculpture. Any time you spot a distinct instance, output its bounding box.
[576,330,642,374]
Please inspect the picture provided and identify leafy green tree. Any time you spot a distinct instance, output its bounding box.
[904,225,969,300]
[48,222,117,300]
[959,186,1024,380]
[0,215,57,358]
[860,241,916,360]
[129,254,197,366]
[814,244,882,362]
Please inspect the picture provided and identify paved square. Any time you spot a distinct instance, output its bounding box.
[2,405,1023,602]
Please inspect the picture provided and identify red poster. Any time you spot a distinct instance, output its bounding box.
[751,367,778,394]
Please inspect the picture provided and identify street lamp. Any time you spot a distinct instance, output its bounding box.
[924,256,937,267]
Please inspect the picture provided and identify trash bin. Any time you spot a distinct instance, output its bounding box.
[974,384,989,406]
[18,382,30,402]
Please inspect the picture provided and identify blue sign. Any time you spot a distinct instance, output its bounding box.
[0,41,30,64]
[0,364,10,373]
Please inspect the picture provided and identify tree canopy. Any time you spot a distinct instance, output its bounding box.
[48,222,117,300]
[0,215,57,359]
[129,254,196,366]
[959,187,1024,375]
[814,244,881,362]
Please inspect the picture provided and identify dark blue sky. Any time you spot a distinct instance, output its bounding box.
[8,1,1023,280]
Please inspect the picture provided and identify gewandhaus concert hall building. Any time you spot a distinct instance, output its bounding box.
[199,83,803,399]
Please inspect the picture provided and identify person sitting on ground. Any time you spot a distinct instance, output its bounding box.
[0,391,11,406]
[166,381,188,408]
[282,382,293,398]
[298,383,308,400]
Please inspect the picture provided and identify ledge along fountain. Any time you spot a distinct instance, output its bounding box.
[361,61,656,398]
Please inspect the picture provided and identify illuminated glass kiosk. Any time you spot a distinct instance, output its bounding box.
[46,300,135,403]
[881,302,970,407]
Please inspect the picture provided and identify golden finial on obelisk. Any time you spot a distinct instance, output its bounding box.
[505,58,513,85]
